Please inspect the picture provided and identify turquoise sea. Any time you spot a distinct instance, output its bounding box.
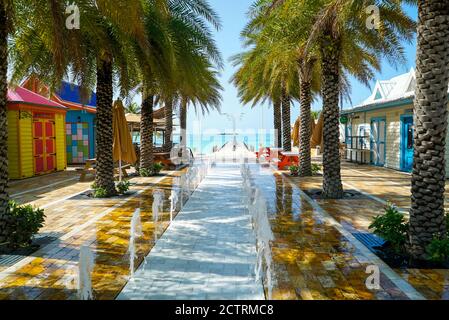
[185,133,275,155]
[132,132,276,155]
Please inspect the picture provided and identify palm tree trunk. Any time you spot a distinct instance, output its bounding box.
[0,2,10,245]
[94,56,116,196]
[180,97,187,163]
[409,0,449,259]
[273,100,282,148]
[164,98,173,152]
[281,88,292,152]
[140,86,154,172]
[321,38,344,199]
[299,79,312,176]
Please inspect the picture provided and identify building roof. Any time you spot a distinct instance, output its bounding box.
[7,86,67,109]
[342,68,417,115]
[56,81,97,108]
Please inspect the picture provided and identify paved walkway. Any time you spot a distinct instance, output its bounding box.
[0,171,182,300]
[283,161,449,300]
[118,163,265,300]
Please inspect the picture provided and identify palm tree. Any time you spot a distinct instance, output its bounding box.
[1,0,83,243]
[162,0,222,154]
[231,16,300,151]
[125,102,141,114]
[265,0,415,198]
[409,0,449,259]
[0,0,12,245]
[281,85,292,151]
[140,84,155,173]
[10,1,147,197]
[298,59,316,176]
[134,0,172,174]
[231,49,285,148]
[273,100,282,148]
[178,64,222,160]
[134,0,222,173]
[163,97,174,152]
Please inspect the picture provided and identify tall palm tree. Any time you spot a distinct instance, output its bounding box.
[134,0,172,174]
[135,0,221,173]
[10,1,147,197]
[273,100,282,147]
[178,64,222,159]
[163,97,174,152]
[1,0,84,243]
[231,49,285,148]
[151,0,222,155]
[409,0,449,259]
[0,0,12,245]
[298,58,317,176]
[231,16,299,151]
[140,84,155,173]
[281,85,292,151]
[267,0,415,198]
[125,102,141,114]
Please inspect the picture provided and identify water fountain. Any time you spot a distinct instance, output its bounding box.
[169,189,178,222]
[152,190,164,241]
[128,208,143,278]
[185,169,192,197]
[241,166,274,300]
[78,245,94,300]
[179,174,186,207]
[255,197,274,300]
[195,166,201,187]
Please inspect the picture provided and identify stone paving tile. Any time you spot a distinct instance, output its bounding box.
[284,161,449,300]
[117,163,265,300]
[0,171,185,300]
[250,164,420,300]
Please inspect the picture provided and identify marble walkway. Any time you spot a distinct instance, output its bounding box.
[118,163,265,300]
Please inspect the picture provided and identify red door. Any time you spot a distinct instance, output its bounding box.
[33,121,45,174]
[33,119,56,175]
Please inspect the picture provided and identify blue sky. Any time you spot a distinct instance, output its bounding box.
[188,0,418,133]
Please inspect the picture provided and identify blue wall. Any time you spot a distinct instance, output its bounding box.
[66,110,96,161]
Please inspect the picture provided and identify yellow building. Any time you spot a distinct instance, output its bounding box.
[7,86,67,179]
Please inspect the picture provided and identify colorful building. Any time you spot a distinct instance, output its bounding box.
[23,78,97,164]
[7,86,67,179]
[55,82,97,164]
[341,68,449,177]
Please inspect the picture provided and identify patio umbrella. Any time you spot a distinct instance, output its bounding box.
[113,100,137,181]
[292,118,300,147]
[292,116,317,148]
[311,112,324,149]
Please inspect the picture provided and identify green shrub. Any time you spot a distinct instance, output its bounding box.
[369,203,408,253]
[426,237,449,263]
[289,165,299,175]
[7,201,45,248]
[311,163,321,175]
[139,168,152,177]
[116,180,131,194]
[446,214,449,232]
[92,186,109,198]
[153,162,164,174]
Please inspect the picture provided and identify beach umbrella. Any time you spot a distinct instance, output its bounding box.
[311,112,324,149]
[292,116,317,148]
[113,100,137,181]
[292,118,300,147]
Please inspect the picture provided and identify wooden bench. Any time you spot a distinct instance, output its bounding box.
[278,151,300,170]
[78,159,132,182]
